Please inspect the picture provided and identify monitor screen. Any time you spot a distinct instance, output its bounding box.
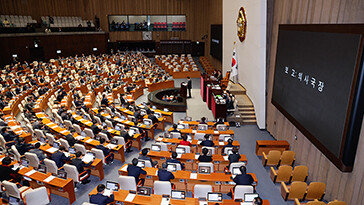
[38,164,47,174]
[57,170,67,179]
[40,137,46,143]
[53,142,60,148]
[163,108,169,112]
[167,164,177,172]
[128,129,135,136]
[154,113,161,118]
[152,106,157,110]
[171,190,185,199]
[137,161,145,168]
[115,125,121,131]
[164,133,172,138]
[111,139,118,145]
[106,181,119,191]
[206,148,213,156]
[177,124,185,130]
[144,120,151,126]
[217,126,227,131]
[137,187,151,196]
[151,144,161,152]
[21,158,29,167]
[199,166,211,174]
[207,193,222,202]
[69,147,75,154]
[244,193,259,202]
[175,147,185,154]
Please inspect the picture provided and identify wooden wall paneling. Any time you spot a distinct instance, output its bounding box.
[266,0,364,204]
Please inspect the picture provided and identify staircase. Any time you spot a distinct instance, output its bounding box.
[227,83,257,125]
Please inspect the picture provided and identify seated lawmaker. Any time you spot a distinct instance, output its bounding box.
[158,162,175,182]
[227,166,254,197]
[51,146,71,168]
[170,124,181,134]
[90,184,115,205]
[166,152,185,170]
[228,147,241,168]
[200,134,214,147]
[127,158,147,185]
[199,117,207,124]
[222,138,235,154]
[148,110,158,124]
[29,142,46,162]
[179,135,191,146]
[16,137,33,155]
[198,148,213,162]
[96,138,114,164]
[0,156,21,183]
[71,151,92,184]
[138,148,157,167]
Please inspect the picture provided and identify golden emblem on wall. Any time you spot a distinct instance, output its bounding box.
[236,7,247,42]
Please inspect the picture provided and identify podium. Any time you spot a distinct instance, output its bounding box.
[180,82,187,98]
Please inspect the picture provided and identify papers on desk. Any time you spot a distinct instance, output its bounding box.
[64,152,70,158]
[46,147,58,153]
[24,169,37,176]
[156,138,163,142]
[124,193,136,202]
[86,139,94,143]
[195,154,200,159]
[161,197,170,205]
[192,130,197,134]
[44,175,55,183]
[199,202,208,205]
[241,202,253,205]
[121,165,128,172]
[82,155,94,164]
[12,163,20,171]
[11,125,21,130]
[60,130,68,134]
[177,154,182,159]
[214,131,219,134]
[106,144,117,149]
[103,189,113,197]
[223,156,229,161]
[190,173,197,179]
[75,136,85,140]
[219,142,225,146]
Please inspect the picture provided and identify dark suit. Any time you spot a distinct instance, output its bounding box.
[90,193,114,205]
[127,164,147,184]
[198,155,213,162]
[71,158,92,173]
[51,151,71,168]
[228,153,241,167]
[65,134,76,147]
[16,143,33,155]
[233,174,254,185]
[158,169,175,182]
[200,140,214,147]
[148,114,158,124]
[0,165,20,182]
[96,144,114,164]
[101,98,109,106]
[91,124,101,135]
[187,79,192,97]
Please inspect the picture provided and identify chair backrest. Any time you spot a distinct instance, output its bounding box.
[91,148,105,164]
[118,175,137,191]
[177,145,191,153]
[113,136,125,146]
[59,138,70,150]
[266,150,281,165]
[25,152,40,168]
[64,120,73,130]
[234,185,254,200]
[327,200,347,205]
[280,150,295,166]
[171,132,181,138]
[306,201,326,205]
[74,143,87,155]
[24,187,50,205]
[229,162,246,173]
[306,182,326,200]
[94,116,102,125]
[0,134,7,149]
[2,180,21,199]
[154,181,171,195]
[201,146,215,155]
[99,132,108,141]
[105,120,113,128]
[197,124,208,131]
[73,124,82,135]
[288,181,307,200]
[44,158,58,174]
[64,164,80,183]
[276,165,293,182]
[116,123,125,131]
[11,145,21,161]
[195,133,205,141]
[46,133,56,145]
[143,118,153,125]
[219,134,232,142]
[198,162,214,173]
[84,128,94,138]
[216,124,227,131]
[291,165,308,182]
[34,129,45,140]
[193,184,212,198]
[130,127,140,134]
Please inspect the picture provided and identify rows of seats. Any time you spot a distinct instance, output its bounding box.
[153,22,167,30]
[0,15,37,27]
[41,16,94,28]
[172,22,186,30]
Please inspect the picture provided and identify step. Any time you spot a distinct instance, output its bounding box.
[239,110,256,115]
[242,119,257,125]
[241,114,256,120]
[235,95,253,108]
[229,83,246,95]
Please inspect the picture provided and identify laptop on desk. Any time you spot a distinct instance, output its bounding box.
[137,187,152,196]
[171,190,185,199]
[151,144,161,152]
[207,192,222,202]
[103,181,119,196]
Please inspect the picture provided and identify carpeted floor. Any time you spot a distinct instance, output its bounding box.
[45,77,295,205]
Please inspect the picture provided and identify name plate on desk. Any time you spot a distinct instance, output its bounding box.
[190,173,197,179]
[124,193,136,202]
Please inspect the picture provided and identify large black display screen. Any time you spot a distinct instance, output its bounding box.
[210,24,222,61]
[272,26,362,171]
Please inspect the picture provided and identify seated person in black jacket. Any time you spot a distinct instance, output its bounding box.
[198,148,213,162]
[120,130,132,153]
[227,166,254,197]
[90,184,115,205]
[166,152,185,170]
[133,108,142,122]
[138,148,157,167]
[222,138,235,154]
[101,94,109,107]
[170,124,181,134]
[91,119,102,135]
[16,137,33,155]
[228,147,241,168]
[200,134,214,147]
[96,138,114,164]
[148,110,158,124]
[214,118,225,127]
[65,128,77,147]
[71,151,92,184]
[0,156,21,183]
[253,197,263,205]
[127,158,147,185]
[199,117,207,124]
[51,146,71,168]
[158,162,175,182]
[101,125,113,141]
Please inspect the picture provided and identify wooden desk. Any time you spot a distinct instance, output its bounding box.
[155,137,240,155]
[18,167,76,204]
[3,115,32,143]
[138,104,174,124]
[147,80,174,92]
[178,120,229,128]
[118,165,256,193]
[172,70,201,79]
[167,127,234,141]
[255,140,290,156]
[211,94,227,119]
[145,150,247,172]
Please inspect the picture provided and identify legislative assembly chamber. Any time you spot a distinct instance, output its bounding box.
[0,0,363,205]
